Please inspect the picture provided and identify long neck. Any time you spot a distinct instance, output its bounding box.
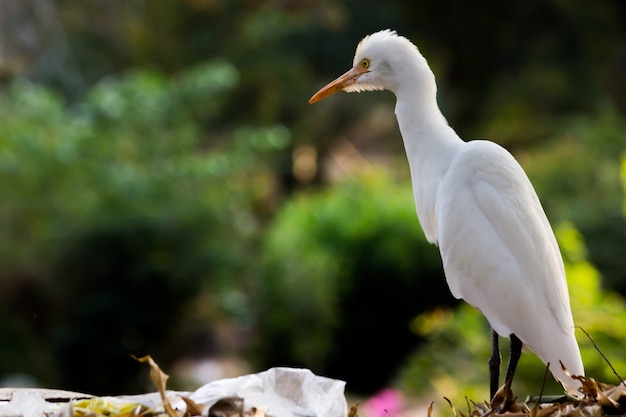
[395,91,463,159]
[393,73,463,243]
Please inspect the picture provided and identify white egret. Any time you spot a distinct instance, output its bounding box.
[309,30,584,397]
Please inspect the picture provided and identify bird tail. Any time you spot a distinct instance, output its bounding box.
[540,341,585,396]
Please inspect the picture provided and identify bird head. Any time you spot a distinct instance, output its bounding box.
[309,29,430,104]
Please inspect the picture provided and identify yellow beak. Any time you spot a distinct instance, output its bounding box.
[308,66,369,104]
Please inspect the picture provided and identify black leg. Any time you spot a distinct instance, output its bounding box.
[504,333,523,388]
[489,328,501,398]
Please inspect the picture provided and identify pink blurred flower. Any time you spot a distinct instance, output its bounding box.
[363,388,405,417]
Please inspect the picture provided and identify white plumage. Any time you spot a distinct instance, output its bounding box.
[309,29,584,395]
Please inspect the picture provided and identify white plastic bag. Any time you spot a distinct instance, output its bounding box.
[186,367,347,417]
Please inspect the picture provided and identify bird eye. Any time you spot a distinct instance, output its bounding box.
[361,59,370,69]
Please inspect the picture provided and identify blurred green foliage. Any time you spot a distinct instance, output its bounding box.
[255,171,449,393]
[522,105,626,293]
[0,62,289,393]
[0,60,241,266]
[623,155,626,213]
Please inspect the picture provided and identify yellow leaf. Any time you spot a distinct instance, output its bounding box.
[72,397,148,416]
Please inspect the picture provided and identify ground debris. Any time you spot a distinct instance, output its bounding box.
[0,362,345,417]
[445,376,626,417]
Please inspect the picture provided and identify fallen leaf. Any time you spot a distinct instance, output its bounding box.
[348,401,359,417]
[72,397,148,417]
[427,401,434,417]
[133,355,179,417]
[182,397,204,416]
[207,396,244,417]
[490,379,521,414]
[249,407,266,417]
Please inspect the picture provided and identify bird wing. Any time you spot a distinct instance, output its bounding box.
[435,140,574,341]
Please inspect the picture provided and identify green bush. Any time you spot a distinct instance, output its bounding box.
[255,170,450,394]
[0,62,289,393]
[50,218,210,394]
[522,104,626,294]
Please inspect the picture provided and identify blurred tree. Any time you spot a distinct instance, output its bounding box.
[623,155,626,208]
[50,218,208,394]
[3,0,623,145]
[0,61,290,393]
[521,104,626,293]
[393,1,626,143]
[255,170,452,394]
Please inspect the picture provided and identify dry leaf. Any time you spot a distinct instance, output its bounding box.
[133,355,179,417]
[444,396,460,417]
[207,396,244,417]
[249,407,266,417]
[348,401,359,417]
[532,403,559,417]
[427,401,434,417]
[490,379,520,413]
[182,397,204,416]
